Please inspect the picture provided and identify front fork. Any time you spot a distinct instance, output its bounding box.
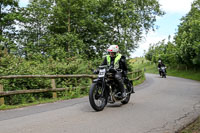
[100,77,107,98]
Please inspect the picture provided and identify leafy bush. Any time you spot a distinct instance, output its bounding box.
[0,51,102,105]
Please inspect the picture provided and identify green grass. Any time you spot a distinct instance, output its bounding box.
[0,94,87,110]
[0,89,88,110]
[0,98,59,110]
[132,72,146,86]
[167,69,200,81]
[179,116,200,133]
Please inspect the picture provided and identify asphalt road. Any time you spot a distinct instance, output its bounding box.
[0,73,200,133]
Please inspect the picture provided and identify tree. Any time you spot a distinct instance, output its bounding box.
[175,0,200,67]
[17,0,58,59]
[49,0,164,58]
[7,0,164,59]
[145,38,177,65]
[0,0,19,54]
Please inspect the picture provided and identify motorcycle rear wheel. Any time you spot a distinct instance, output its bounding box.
[89,83,107,111]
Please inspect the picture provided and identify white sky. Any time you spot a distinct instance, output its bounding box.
[159,0,193,14]
[19,0,29,7]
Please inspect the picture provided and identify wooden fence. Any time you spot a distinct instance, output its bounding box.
[0,70,142,105]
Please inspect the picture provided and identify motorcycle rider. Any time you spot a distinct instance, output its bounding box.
[157,60,166,76]
[101,45,128,98]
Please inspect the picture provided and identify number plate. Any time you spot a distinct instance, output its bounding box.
[98,69,106,77]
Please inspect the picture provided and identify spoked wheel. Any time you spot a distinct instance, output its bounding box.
[121,85,131,104]
[89,83,107,111]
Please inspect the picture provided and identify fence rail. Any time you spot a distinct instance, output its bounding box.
[0,70,142,105]
[0,74,97,79]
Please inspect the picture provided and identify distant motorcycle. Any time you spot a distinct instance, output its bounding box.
[89,65,134,111]
[158,67,167,78]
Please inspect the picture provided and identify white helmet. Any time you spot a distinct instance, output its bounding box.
[158,60,161,63]
[107,45,119,53]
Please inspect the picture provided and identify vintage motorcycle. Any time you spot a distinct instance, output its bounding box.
[89,65,134,111]
[159,67,167,78]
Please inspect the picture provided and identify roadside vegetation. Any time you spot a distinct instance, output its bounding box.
[179,116,200,133]
[0,55,144,110]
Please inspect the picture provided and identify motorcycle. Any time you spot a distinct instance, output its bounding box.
[89,65,134,111]
[158,67,167,78]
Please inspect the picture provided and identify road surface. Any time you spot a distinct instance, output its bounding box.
[0,73,200,133]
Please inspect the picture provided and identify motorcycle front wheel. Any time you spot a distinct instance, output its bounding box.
[89,83,107,111]
[162,72,166,78]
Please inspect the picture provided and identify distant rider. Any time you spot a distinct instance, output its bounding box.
[157,60,166,76]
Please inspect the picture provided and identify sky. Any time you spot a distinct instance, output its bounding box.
[19,0,29,7]
[19,0,195,57]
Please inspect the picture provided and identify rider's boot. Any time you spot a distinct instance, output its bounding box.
[119,82,126,98]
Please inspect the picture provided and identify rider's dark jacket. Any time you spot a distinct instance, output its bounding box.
[101,53,128,74]
[158,63,165,68]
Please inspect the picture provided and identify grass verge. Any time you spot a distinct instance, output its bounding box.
[179,116,200,133]
[167,69,200,81]
[0,91,88,110]
[132,72,146,86]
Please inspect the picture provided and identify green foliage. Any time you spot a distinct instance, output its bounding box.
[0,0,20,54]
[145,0,200,69]
[1,0,164,59]
[17,0,54,58]
[0,50,100,105]
[174,0,200,67]
[145,38,178,65]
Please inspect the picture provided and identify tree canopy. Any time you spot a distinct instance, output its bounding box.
[1,0,164,59]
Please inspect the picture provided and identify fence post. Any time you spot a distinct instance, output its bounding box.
[89,78,93,85]
[132,72,134,80]
[51,79,57,99]
[0,84,4,105]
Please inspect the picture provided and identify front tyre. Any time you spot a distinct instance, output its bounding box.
[161,72,164,78]
[89,83,107,111]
